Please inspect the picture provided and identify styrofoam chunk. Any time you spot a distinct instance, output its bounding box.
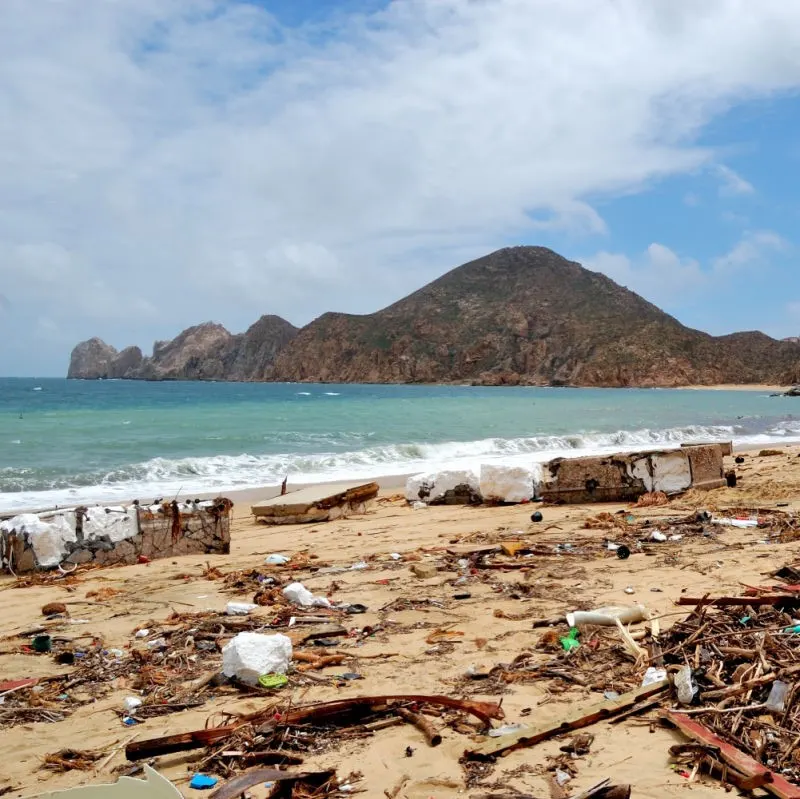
[221,632,293,685]
[405,469,480,504]
[479,464,542,503]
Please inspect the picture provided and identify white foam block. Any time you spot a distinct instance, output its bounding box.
[0,512,77,568]
[221,632,293,685]
[479,464,542,503]
[405,469,480,504]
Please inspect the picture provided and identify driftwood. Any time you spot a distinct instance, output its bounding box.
[396,707,442,746]
[666,711,800,799]
[209,768,335,799]
[465,680,669,760]
[677,596,800,608]
[127,694,503,760]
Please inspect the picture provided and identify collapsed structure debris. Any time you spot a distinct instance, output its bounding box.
[406,443,730,506]
[0,498,232,574]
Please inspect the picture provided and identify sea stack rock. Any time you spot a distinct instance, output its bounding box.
[67,338,119,379]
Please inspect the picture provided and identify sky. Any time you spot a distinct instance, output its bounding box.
[2,0,800,376]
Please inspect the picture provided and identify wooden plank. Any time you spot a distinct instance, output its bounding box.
[465,680,669,760]
[251,482,378,515]
[666,710,800,799]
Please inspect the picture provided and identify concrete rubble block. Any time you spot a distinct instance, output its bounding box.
[479,464,543,503]
[542,443,730,504]
[221,632,293,686]
[682,443,728,490]
[405,469,481,505]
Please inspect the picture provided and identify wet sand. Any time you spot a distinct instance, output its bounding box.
[2,445,800,798]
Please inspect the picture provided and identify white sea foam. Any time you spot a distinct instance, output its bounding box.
[3,422,792,511]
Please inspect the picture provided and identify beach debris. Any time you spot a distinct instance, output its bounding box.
[123,696,143,714]
[265,553,290,565]
[406,469,481,506]
[126,694,504,761]
[251,481,378,525]
[479,464,542,504]
[396,706,442,746]
[411,563,438,579]
[189,774,218,790]
[221,632,292,686]
[42,749,103,773]
[224,601,257,616]
[531,511,544,522]
[466,680,669,759]
[567,781,631,799]
[542,443,729,504]
[565,605,647,628]
[209,769,336,799]
[283,582,332,608]
[0,499,232,575]
[41,602,67,616]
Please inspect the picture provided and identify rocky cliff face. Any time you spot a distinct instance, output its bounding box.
[67,318,299,381]
[68,338,120,379]
[68,246,800,386]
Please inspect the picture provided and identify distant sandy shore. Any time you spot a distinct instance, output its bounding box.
[677,383,790,392]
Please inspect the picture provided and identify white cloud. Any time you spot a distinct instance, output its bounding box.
[714,164,755,196]
[712,229,787,272]
[586,243,705,305]
[587,228,787,308]
[2,1,800,372]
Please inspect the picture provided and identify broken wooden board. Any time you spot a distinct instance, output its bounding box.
[251,482,379,525]
[666,710,800,799]
[465,680,670,759]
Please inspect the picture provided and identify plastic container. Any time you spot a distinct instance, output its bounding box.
[674,664,698,705]
[31,634,52,653]
[766,679,790,712]
[566,605,647,627]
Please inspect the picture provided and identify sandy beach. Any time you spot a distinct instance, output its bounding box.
[3,444,800,798]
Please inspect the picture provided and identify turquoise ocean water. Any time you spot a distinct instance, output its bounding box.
[1,378,799,511]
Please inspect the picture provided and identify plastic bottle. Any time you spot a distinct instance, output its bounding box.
[674,664,698,705]
[566,605,647,627]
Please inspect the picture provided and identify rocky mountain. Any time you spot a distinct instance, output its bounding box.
[68,316,298,381]
[68,246,800,387]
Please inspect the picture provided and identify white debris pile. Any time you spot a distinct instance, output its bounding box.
[283,581,332,608]
[479,464,543,503]
[405,469,480,505]
[0,512,77,568]
[221,632,293,685]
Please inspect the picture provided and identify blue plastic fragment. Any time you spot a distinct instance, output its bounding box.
[190,774,218,790]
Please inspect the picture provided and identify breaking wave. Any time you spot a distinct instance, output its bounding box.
[1,422,780,511]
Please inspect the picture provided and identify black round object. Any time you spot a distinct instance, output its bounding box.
[616,544,631,560]
[531,511,543,522]
[735,456,745,464]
